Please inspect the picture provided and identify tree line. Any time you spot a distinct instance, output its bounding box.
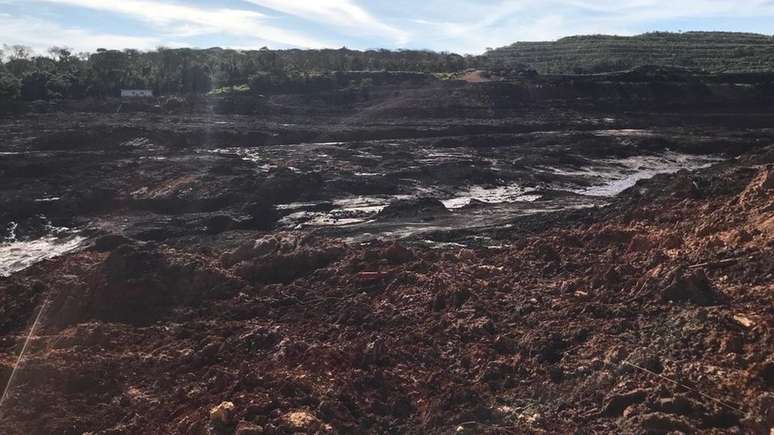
[5,32,772,101]
[485,32,774,74]
[0,45,474,101]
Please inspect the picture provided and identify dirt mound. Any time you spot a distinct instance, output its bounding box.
[222,234,346,284]
[738,164,774,207]
[637,265,724,305]
[29,244,246,326]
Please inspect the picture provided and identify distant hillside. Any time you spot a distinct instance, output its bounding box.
[483,32,774,74]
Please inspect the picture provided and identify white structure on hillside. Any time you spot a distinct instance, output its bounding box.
[121,89,153,98]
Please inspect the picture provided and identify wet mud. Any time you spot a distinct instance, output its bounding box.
[0,77,773,433]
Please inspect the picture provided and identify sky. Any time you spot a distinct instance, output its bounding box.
[0,0,773,55]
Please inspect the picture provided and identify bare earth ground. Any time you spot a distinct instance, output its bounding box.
[0,78,773,434]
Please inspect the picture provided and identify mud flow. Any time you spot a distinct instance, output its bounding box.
[0,78,773,434]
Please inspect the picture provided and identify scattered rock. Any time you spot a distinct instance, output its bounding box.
[601,389,648,417]
[226,234,345,284]
[467,317,496,337]
[660,233,684,249]
[633,355,664,374]
[637,412,694,433]
[733,314,755,329]
[209,401,236,427]
[235,421,264,435]
[659,266,722,305]
[738,164,774,207]
[281,410,328,432]
[653,396,694,416]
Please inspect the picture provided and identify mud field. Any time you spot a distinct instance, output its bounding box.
[0,78,773,434]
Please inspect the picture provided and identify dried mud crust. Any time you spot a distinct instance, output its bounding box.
[0,147,772,434]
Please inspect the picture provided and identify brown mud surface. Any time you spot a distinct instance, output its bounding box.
[0,75,773,433]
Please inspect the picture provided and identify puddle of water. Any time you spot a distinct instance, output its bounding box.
[592,129,656,137]
[442,185,538,209]
[205,142,723,239]
[575,152,721,196]
[276,201,325,211]
[0,234,85,277]
[1,222,85,277]
[279,196,399,227]
[541,152,722,197]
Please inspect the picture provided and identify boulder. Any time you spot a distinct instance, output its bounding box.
[377,197,449,221]
[280,410,329,432]
[235,421,263,435]
[601,389,648,417]
[239,201,278,231]
[209,401,236,427]
[660,266,722,305]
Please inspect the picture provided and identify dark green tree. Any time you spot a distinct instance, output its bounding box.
[20,71,51,100]
[0,72,21,100]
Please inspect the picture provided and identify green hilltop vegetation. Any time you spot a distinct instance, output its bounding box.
[0,45,468,101]
[2,32,774,102]
[483,32,774,74]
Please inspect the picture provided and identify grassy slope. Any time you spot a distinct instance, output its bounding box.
[484,32,774,74]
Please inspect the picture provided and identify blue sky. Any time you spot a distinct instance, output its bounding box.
[1,0,773,55]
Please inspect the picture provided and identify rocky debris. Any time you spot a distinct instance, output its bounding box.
[130,175,226,214]
[281,410,330,433]
[39,243,244,325]
[652,396,694,416]
[0,115,773,434]
[601,389,648,417]
[235,421,264,435]
[626,412,695,433]
[738,164,774,207]
[660,267,722,305]
[223,234,345,284]
[637,265,723,305]
[209,401,236,427]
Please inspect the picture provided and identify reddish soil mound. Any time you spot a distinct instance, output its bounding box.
[0,153,772,434]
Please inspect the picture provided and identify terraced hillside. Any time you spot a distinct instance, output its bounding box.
[484,32,774,74]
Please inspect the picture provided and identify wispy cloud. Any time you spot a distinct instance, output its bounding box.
[0,14,161,53]
[242,0,409,44]
[33,0,329,48]
[403,0,774,53]
[3,0,774,54]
